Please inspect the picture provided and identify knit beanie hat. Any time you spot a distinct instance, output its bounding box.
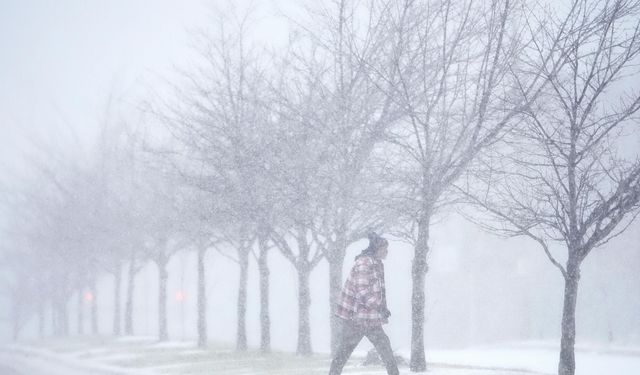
[356,231,388,259]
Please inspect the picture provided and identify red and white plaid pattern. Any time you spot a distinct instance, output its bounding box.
[335,255,388,327]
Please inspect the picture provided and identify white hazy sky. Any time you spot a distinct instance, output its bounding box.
[0,0,294,177]
[3,0,638,175]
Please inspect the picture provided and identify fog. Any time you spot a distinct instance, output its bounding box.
[9,217,638,350]
[1,1,640,375]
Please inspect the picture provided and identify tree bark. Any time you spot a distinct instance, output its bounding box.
[558,261,581,375]
[59,297,69,336]
[12,294,22,342]
[197,246,208,348]
[90,279,99,335]
[113,261,122,336]
[236,247,249,351]
[410,214,430,372]
[55,301,62,336]
[77,287,84,335]
[124,253,136,336]
[158,256,169,341]
[38,299,45,339]
[52,292,60,336]
[296,263,312,356]
[58,275,70,337]
[12,315,20,342]
[328,250,345,356]
[258,235,271,353]
[51,298,58,336]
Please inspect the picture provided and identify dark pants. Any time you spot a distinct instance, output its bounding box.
[329,320,399,375]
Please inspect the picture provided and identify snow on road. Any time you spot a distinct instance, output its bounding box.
[1,338,639,375]
[0,350,103,375]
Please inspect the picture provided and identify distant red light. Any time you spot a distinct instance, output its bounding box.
[175,291,185,302]
[84,292,94,302]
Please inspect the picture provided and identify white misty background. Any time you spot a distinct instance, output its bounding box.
[0,1,639,375]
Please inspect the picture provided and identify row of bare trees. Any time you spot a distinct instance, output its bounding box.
[2,1,640,375]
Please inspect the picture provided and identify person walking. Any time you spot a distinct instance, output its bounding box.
[329,232,399,375]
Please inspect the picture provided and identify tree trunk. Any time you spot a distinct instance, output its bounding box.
[60,297,69,336]
[296,263,312,356]
[12,294,22,342]
[410,214,430,372]
[158,257,169,341]
[12,315,20,342]
[38,299,45,339]
[113,261,122,336]
[52,292,62,337]
[12,325,19,342]
[328,251,345,356]
[51,298,58,336]
[125,253,136,336]
[90,279,99,335]
[77,287,84,335]
[59,276,70,337]
[54,301,61,336]
[258,236,271,353]
[467,271,478,344]
[558,261,581,375]
[197,246,208,348]
[236,248,249,351]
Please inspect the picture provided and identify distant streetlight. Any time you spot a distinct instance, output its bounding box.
[84,291,94,302]
[175,290,185,302]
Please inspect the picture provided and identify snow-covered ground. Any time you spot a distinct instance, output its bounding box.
[1,338,638,375]
[410,342,640,375]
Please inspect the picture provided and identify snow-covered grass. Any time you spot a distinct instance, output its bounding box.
[2,337,639,374]
[401,341,640,375]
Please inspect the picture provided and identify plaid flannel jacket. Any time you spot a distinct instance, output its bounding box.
[335,255,388,327]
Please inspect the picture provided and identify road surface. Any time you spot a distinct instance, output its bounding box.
[0,350,103,375]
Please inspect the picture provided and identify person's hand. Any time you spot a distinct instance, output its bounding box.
[380,307,391,319]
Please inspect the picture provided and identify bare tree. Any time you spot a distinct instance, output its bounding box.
[269,226,324,356]
[139,167,189,342]
[195,238,212,348]
[111,124,149,337]
[374,0,578,370]
[277,0,407,354]
[17,150,94,338]
[0,241,40,342]
[177,179,225,348]
[267,60,339,356]
[152,3,279,350]
[462,1,640,374]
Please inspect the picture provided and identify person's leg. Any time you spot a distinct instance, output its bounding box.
[329,321,364,375]
[365,326,399,375]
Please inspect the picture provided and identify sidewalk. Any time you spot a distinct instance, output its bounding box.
[0,337,568,375]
